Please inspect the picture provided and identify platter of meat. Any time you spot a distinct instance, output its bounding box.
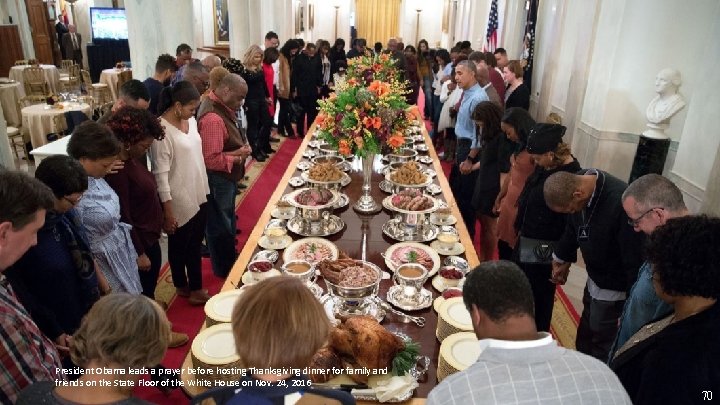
[283,237,339,264]
[290,188,337,208]
[384,242,441,277]
[384,189,437,213]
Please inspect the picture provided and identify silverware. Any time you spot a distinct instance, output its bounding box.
[373,298,425,327]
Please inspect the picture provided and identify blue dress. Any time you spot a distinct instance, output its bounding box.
[74,177,142,294]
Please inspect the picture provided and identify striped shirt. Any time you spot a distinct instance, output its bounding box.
[427,334,631,405]
[0,275,63,404]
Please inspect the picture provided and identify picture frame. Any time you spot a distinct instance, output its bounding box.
[213,0,230,45]
[295,3,305,34]
[309,3,314,31]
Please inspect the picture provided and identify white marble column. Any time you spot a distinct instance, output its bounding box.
[124,0,195,80]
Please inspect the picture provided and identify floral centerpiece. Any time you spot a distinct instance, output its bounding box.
[315,53,421,158]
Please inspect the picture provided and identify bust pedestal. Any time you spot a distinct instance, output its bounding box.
[629,135,671,183]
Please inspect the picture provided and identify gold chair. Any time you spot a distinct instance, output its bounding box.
[22,66,49,97]
[81,69,111,105]
[18,95,47,108]
[77,95,95,112]
[59,64,81,92]
[98,101,114,118]
[14,59,28,66]
[116,70,133,95]
[60,59,74,74]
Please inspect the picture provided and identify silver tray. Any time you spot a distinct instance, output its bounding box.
[382,218,439,242]
[417,155,434,165]
[297,161,312,171]
[287,215,345,237]
[386,286,433,311]
[320,294,385,323]
[379,180,394,194]
[426,184,442,195]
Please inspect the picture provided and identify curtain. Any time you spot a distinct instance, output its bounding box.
[355,0,401,47]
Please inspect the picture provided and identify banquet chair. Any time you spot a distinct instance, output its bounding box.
[50,114,68,142]
[60,64,81,92]
[81,69,111,105]
[97,102,114,120]
[77,95,95,113]
[14,60,28,66]
[116,70,133,95]
[61,59,74,74]
[22,66,49,97]
[18,95,47,108]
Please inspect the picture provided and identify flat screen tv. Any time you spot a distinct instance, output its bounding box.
[90,7,128,42]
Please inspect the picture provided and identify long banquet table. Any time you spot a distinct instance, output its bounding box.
[181,123,479,404]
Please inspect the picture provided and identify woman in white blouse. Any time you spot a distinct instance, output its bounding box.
[150,81,211,306]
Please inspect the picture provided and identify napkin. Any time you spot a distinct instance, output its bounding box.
[372,375,418,402]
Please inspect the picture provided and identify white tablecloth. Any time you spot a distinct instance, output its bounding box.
[29,133,71,165]
[21,103,91,148]
[100,68,132,100]
[9,65,61,95]
[0,81,23,127]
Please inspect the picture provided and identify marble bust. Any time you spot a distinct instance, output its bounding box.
[643,68,686,139]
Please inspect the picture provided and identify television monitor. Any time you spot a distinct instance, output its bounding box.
[90,7,128,41]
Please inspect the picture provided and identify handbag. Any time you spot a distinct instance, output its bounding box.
[518,235,555,264]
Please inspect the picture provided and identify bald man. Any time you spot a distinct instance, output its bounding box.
[202,55,222,71]
[196,74,250,278]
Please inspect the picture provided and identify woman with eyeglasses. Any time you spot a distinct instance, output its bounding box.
[5,155,103,363]
[68,121,143,295]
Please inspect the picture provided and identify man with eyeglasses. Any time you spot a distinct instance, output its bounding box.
[182,61,211,97]
[543,169,645,361]
[606,174,688,361]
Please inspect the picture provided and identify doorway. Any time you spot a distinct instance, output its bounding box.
[24,0,55,64]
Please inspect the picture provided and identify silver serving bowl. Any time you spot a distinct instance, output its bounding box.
[318,144,339,156]
[384,171,433,193]
[324,260,382,301]
[386,148,418,163]
[311,155,345,166]
[286,188,340,221]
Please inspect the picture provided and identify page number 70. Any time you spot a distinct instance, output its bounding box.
[703,391,713,401]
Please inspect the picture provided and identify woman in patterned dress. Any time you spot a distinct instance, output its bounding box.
[67,121,142,294]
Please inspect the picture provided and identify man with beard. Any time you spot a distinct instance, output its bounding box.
[143,54,178,115]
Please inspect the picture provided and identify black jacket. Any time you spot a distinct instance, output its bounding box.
[506,83,530,110]
[553,169,645,291]
[515,159,582,240]
[291,52,322,97]
[611,302,720,405]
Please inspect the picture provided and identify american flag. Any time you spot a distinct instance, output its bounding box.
[484,0,499,52]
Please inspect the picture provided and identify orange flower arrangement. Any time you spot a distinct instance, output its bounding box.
[316,53,414,158]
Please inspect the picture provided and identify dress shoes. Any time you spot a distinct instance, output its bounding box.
[253,153,266,162]
[175,286,190,297]
[263,147,276,154]
[188,289,211,306]
[168,331,189,348]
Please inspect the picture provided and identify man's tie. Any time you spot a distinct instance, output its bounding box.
[72,34,78,50]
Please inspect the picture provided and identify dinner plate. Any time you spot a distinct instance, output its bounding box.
[430,241,465,256]
[241,268,281,285]
[283,237,339,264]
[384,242,441,277]
[438,332,480,382]
[204,289,245,324]
[431,274,465,292]
[191,323,240,365]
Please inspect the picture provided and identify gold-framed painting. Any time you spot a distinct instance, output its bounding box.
[295,3,305,35]
[214,0,230,45]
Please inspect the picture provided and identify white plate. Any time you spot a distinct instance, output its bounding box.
[297,161,312,171]
[283,237,339,264]
[191,323,239,364]
[430,240,465,256]
[430,213,457,226]
[303,150,316,158]
[440,332,480,371]
[439,297,473,329]
[433,296,445,312]
[384,242,441,277]
[241,268,281,285]
[271,208,296,220]
[417,156,433,165]
[258,235,292,250]
[204,289,245,323]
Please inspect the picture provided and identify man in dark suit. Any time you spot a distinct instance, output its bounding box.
[61,24,83,67]
[55,20,69,59]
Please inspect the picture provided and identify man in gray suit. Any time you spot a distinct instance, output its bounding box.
[61,25,82,67]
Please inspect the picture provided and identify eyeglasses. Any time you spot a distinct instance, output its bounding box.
[627,207,662,227]
[63,194,83,205]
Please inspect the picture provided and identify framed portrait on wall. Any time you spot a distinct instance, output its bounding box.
[214,0,230,45]
[295,3,304,34]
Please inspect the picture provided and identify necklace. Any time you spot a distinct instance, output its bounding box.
[577,172,605,242]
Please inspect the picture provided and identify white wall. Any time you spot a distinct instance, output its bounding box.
[399,0,444,49]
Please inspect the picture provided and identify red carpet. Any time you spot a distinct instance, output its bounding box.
[134,138,302,404]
